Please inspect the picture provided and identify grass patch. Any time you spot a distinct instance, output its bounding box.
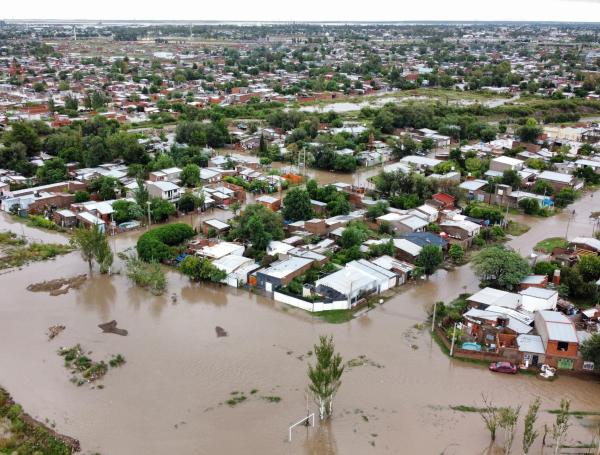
[124,255,167,295]
[109,354,126,368]
[58,344,123,386]
[26,215,64,232]
[505,221,530,236]
[312,309,355,324]
[547,409,600,416]
[226,394,247,407]
[534,237,568,254]
[0,386,77,454]
[262,396,282,403]
[0,236,72,270]
[450,405,488,413]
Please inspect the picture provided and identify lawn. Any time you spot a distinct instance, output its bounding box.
[534,237,569,254]
[312,309,355,324]
[505,221,530,236]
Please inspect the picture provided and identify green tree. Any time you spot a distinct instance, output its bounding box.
[327,193,351,216]
[136,224,195,262]
[180,164,201,187]
[228,203,284,257]
[179,256,227,283]
[70,224,112,273]
[501,170,522,189]
[282,187,313,221]
[532,180,554,196]
[471,246,530,291]
[339,224,368,249]
[518,198,540,215]
[517,118,542,143]
[150,197,176,222]
[366,201,388,221]
[480,395,499,443]
[308,335,344,420]
[36,157,68,184]
[134,178,149,207]
[112,200,143,224]
[554,188,578,208]
[74,190,90,203]
[578,255,600,282]
[580,333,600,367]
[498,406,520,455]
[448,244,465,264]
[3,121,41,155]
[551,399,571,455]
[178,192,202,213]
[522,398,541,454]
[415,244,443,276]
[106,131,147,164]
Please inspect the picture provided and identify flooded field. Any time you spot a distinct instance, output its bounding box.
[0,190,599,454]
[298,94,519,114]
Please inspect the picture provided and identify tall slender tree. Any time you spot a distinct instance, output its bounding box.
[308,336,344,420]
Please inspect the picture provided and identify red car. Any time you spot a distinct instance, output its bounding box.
[489,361,517,374]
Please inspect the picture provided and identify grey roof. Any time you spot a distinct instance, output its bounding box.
[463,308,533,334]
[538,311,578,343]
[260,257,313,279]
[520,287,557,299]
[538,170,573,184]
[516,334,545,354]
[459,179,488,191]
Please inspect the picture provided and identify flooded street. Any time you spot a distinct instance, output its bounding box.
[0,191,600,454]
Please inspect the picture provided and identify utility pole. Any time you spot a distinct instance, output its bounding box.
[450,322,458,357]
[146,201,152,231]
[565,209,575,239]
[431,301,437,333]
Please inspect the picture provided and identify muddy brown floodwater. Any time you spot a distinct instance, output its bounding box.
[0,191,600,454]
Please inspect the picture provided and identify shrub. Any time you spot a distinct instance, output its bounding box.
[136,223,195,262]
[518,198,540,215]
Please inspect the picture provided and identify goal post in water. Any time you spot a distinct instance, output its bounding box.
[288,413,315,442]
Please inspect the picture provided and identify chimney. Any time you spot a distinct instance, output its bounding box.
[553,269,561,287]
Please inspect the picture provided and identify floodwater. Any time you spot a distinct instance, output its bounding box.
[0,191,600,455]
[297,94,519,114]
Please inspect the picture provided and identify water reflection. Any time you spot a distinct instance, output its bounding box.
[303,420,338,455]
[76,273,117,320]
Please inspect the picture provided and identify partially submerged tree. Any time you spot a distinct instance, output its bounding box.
[70,224,113,273]
[552,399,571,455]
[479,394,499,442]
[498,405,520,454]
[308,335,344,420]
[522,397,541,454]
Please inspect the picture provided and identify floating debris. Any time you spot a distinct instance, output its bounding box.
[47,325,66,341]
[27,275,87,296]
[98,320,128,336]
[215,326,228,337]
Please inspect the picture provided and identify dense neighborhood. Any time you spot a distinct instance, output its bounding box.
[3,18,600,455]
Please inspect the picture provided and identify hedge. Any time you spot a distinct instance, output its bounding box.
[137,223,195,262]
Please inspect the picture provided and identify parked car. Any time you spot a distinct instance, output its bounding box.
[489,361,517,374]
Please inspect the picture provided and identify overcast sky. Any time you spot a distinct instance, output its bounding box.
[3,0,600,23]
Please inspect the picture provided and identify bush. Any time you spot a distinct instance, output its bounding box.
[26,215,62,231]
[74,190,90,202]
[137,223,195,262]
[125,255,167,295]
[518,198,540,215]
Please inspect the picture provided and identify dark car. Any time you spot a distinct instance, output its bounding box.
[489,361,517,374]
